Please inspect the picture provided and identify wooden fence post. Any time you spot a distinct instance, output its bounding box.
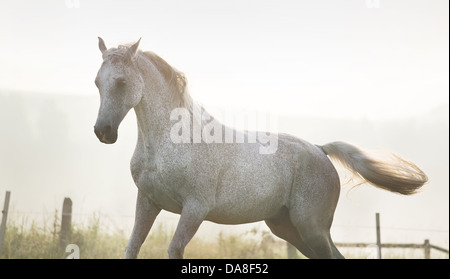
[424,239,430,259]
[59,197,72,250]
[0,191,11,258]
[375,212,381,259]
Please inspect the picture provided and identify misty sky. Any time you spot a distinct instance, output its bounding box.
[0,0,448,119]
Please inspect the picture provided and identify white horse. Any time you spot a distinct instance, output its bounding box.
[93,38,428,259]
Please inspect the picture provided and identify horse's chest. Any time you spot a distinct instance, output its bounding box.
[131,159,185,214]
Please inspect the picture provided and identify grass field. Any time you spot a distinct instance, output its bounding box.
[1,212,290,259]
[1,212,447,259]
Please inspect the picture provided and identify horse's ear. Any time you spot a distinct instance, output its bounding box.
[98,37,107,54]
[126,38,141,61]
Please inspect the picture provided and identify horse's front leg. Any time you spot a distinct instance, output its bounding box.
[125,190,161,259]
[168,199,209,259]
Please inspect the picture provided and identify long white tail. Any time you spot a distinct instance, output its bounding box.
[320,141,428,195]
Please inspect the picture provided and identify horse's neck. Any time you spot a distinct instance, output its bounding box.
[133,83,176,150]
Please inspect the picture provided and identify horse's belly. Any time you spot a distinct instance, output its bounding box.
[205,199,283,224]
[205,153,292,224]
[206,182,289,224]
[205,206,277,224]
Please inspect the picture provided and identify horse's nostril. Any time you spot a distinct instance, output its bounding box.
[94,125,111,136]
[104,125,112,133]
[94,125,106,139]
[94,124,116,143]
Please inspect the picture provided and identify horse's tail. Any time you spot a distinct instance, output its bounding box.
[319,141,428,195]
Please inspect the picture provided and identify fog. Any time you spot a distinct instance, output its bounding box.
[0,91,448,249]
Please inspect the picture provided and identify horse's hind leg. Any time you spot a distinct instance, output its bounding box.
[288,208,344,259]
[265,207,316,259]
[295,223,343,259]
[287,152,344,259]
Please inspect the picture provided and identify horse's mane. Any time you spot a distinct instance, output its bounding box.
[142,51,193,112]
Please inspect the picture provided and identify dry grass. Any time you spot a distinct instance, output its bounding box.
[1,212,288,259]
[1,212,446,259]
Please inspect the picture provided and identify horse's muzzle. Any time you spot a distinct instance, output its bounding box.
[94,124,118,144]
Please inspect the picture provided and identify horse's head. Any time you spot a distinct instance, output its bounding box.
[94,37,144,144]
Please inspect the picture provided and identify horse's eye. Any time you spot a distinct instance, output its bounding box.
[114,77,126,86]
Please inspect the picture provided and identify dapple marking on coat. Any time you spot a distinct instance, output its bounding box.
[93,38,428,259]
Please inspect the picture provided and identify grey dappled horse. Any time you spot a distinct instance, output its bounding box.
[93,38,428,259]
